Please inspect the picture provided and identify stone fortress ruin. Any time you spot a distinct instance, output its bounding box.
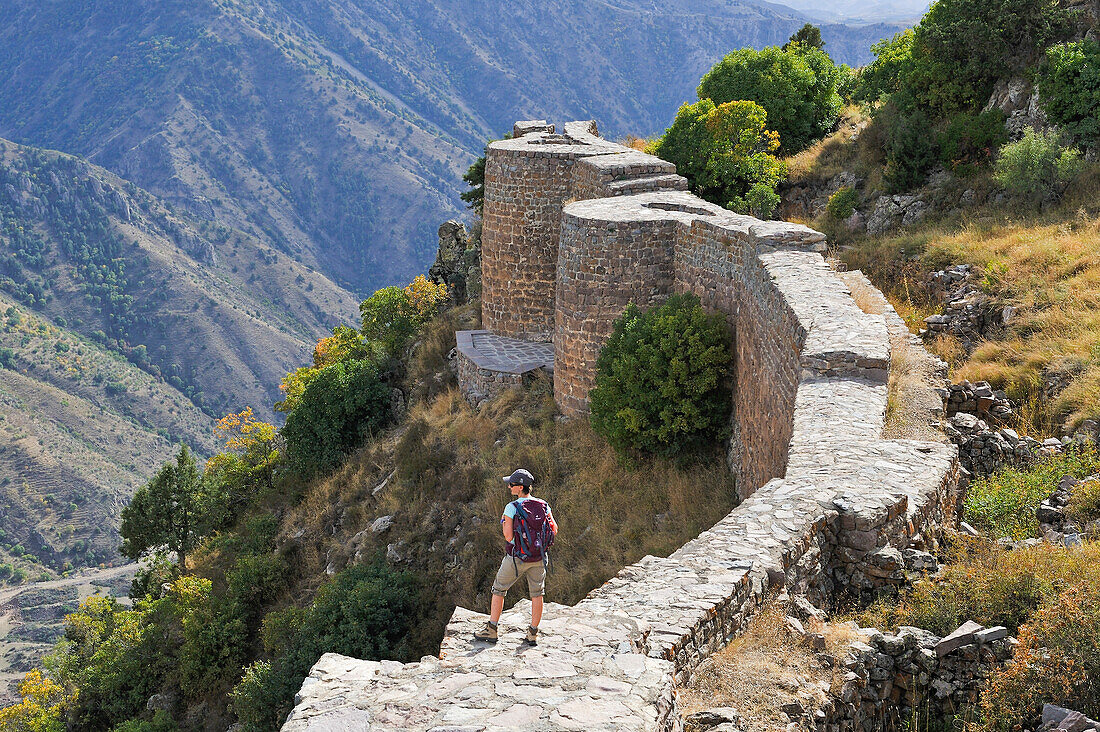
[283,122,963,730]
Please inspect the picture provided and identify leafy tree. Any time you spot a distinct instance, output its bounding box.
[697,44,842,153]
[202,408,282,529]
[903,0,1072,118]
[281,359,392,477]
[359,275,447,359]
[937,110,1008,175]
[878,102,939,192]
[45,597,163,731]
[784,23,824,51]
[460,134,511,214]
[993,128,1082,202]
[1036,40,1100,145]
[855,29,915,103]
[459,155,486,214]
[119,445,204,569]
[589,294,733,457]
[0,670,72,732]
[230,562,419,731]
[652,99,787,212]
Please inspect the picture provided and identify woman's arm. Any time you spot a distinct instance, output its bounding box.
[502,515,514,543]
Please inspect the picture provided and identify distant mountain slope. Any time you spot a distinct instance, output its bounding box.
[0,138,359,422]
[0,294,215,577]
[0,0,902,293]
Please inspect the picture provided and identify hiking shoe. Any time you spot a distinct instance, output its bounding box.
[473,621,498,643]
[523,625,538,646]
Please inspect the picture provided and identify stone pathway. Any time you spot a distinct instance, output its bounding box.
[456,330,555,374]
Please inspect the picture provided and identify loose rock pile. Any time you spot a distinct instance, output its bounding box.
[940,380,1014,423]
[922,265,1010,351]
[1037,473,1100,545]
[945,412,1044,476]
[687,615,1016,732]
[1041,705,1100,732]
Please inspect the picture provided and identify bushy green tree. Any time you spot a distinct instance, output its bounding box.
[1036,40,1100,145]
[993,127,1082,201]
[281,359,392,477]
[45,597,164,731]
[652,99,787,212]
[697,44,842,153]
[855,29,915,103]
[878,102,939,192]
[784,23,824,52]
[119,445,204,569]
[589,294,733,457]
[359,276,448,359]
[937,110,1008,175]
[229,562,419,731]
[904,0,1072,118]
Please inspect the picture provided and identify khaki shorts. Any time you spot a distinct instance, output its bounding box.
[491,556,546,598]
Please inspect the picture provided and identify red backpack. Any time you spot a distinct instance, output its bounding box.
[509,498,554,564]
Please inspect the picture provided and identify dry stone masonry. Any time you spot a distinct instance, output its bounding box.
[284,121,962,731]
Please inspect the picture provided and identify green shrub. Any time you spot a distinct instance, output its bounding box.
[0,347,14,369]
[1068,476,1100,525]
[993,128,1082,201]
[652,99,787,211]
[980,581,1100,729]
[282,359,392,477]
[1036,40,1100,145]
[964,447,1100,538]
[878,102,939,192]
[589,294,733,457]
[110,710,178,732]
[741,182,782,220]
[230,562,419,731]
[696,44,842,154]
[826,187,858,220]
[937,110,1008,175]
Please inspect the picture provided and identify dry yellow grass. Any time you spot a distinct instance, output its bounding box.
[841,208,1100,434]
[786,106,874,185]
[679,601,858,730]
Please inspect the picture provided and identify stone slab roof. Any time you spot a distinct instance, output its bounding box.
[456,330,555,375]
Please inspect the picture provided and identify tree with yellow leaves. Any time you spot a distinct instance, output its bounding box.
[360,275,448,359]
[204,407,281,526]
[0,670,71,732]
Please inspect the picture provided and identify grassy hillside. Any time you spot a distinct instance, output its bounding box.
[0,137,367,580]
[782,108,1100,436]
[0,138,359,421]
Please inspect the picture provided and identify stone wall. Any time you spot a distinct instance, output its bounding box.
[282,121,960,731]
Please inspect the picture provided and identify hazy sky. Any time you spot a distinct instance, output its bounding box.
[773,0,931,23]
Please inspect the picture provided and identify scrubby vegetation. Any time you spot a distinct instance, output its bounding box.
[964,448,1100,538]
[651,25,846,216]
[856,538,1100,729]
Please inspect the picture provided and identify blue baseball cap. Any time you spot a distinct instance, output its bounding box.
[502,468,534,487]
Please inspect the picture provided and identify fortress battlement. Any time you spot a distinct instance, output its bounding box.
[283,122,960,731]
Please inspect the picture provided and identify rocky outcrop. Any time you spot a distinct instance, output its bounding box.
[866,194,928,236]
[428,220,481,304]
[1037,473,1100,544]
[984,77,1051,141]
